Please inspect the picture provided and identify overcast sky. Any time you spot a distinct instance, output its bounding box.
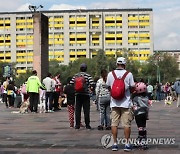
[0,0,180,50]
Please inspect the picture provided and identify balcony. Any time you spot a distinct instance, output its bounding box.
[105,51,116,55]
[105,17,115,21]
[139,23,150,26]
[128,17,138,20]
[17,53,26,56]
[77,51,86,55]
[54,52,64,56]
[128,22,139,26]
[105,23,116,27]
[17,69,26,73]
[128,40,139,43]
[16,19,26,23]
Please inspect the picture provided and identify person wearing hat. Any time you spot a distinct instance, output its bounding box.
[70,63,94,129]
[106,57,135,151]
[26,70,46,113]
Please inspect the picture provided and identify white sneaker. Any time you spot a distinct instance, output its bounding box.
[48,110,54,113]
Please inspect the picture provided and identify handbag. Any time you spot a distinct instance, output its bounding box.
[99,96,110,104]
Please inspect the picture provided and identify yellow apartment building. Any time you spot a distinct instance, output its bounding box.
[0,9,153,74]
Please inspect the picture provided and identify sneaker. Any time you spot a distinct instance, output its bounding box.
[105,126,111,130]
[75,126,80,129]
[80,123,85,127]
[134,136,142,147]
[98,125,103,130]
[48,110,54,113]
[86,125,91,130]
[142,144,148,150]
[124,144,132,152]
[112,144,118,151]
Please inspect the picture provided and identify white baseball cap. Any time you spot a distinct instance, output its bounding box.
[116,57,126,65]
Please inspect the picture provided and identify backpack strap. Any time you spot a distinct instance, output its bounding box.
[121,71,129,80]
[112,70,129,80]
[112,71,117,80]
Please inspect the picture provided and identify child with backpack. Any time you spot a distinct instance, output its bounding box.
[132,82,151,150]
[64,77,76,128]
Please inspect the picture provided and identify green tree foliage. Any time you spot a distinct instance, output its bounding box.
[141,53,179,84]
[158,53,179,83]
[1,51,179,87]
[14,70,32,87]
[126,60,142,81]
[95,49,108,77]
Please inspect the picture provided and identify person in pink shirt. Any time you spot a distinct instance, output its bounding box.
[52,74,62,111]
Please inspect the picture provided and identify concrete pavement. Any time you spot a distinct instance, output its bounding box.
[0,100,179,154]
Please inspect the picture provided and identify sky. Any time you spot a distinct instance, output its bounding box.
[0,0,180,50]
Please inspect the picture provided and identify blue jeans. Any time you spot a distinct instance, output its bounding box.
[45,92,53,111]
[156,91,161,101]
[99,103,111,127]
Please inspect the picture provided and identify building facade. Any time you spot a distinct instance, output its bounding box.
[0,9,153,74]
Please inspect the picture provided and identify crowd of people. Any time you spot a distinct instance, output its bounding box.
[0,56,179,152]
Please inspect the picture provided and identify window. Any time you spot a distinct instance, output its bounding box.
[69,21,75,24]
[105,20,115,23]
[5,40,10,43]
[77,38,86,41]
[70,38,75,41]
[92,21,99,24]
[5,23,10,26]
[77,21,86,24]
[106,38,115,40]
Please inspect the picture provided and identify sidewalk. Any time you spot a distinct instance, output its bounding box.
[0,100,179,154]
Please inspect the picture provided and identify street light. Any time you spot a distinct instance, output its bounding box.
[155,54,161,83]
[28,5,43,13]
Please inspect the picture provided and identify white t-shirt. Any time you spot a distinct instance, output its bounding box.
[106,69,135,108]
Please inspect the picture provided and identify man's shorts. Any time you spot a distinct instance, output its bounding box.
[111,107,134,127]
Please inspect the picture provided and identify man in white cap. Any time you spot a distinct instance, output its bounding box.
[106,57,135,151]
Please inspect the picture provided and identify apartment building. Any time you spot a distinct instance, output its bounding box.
[0,9,153,74]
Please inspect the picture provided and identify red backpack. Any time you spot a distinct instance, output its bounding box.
[74,75,86,92]
[111,71,129,100]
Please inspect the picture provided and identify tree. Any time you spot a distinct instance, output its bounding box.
[158,53,179,83]
[141,53,180,84]
[95,49,108,77]
[14,70,32,87]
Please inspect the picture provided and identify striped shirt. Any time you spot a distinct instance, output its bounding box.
[70,72,94,95]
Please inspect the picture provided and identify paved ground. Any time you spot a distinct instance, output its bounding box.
[0,100,179,154]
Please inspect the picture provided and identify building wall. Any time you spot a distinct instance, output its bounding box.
[0,9,153,74]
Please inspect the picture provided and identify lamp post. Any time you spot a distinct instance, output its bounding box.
[157,64,160,83]
[155,55,161,83]
[28,4,49,80]
[28,5,43,13]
